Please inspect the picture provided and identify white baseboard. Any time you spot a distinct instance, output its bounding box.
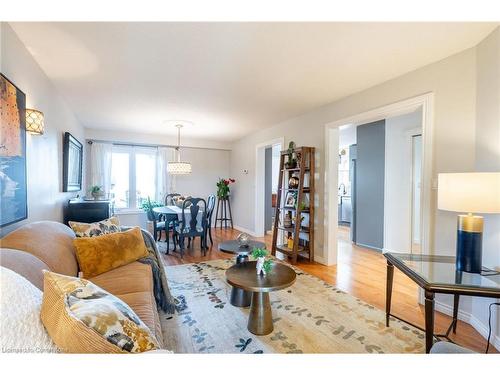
[434,300,500,352]
[232,225,260,238]
[313,255,326,265]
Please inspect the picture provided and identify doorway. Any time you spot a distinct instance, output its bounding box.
[264,144,281,235]
[324,93,434,266]
[255,138,284,237]
[411,134,422,254]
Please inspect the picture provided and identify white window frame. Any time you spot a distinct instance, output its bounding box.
[111,145,157,212]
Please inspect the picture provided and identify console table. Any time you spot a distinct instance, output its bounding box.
[64,198,114,225]
[384,252,500,353]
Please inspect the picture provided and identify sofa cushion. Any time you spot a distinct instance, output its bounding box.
[89,261,154,296]
[41,271,160,353]
[73,227,149,278]
[0,248,50,290]
[0,267,59,353]
[0,221,78,276]
[69,217,121,238]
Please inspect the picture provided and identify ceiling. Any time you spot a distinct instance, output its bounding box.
[10,22,498,142]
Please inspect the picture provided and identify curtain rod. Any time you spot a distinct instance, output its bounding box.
[86,139,231,152]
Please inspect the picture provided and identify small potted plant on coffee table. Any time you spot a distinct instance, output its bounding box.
[252,247,273,276]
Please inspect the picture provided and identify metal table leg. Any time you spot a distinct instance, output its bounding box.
[229,254,252,307]
[386,261,394,327]
[424,290,435,353]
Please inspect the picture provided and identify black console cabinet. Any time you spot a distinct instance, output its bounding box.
[64,199,114,225]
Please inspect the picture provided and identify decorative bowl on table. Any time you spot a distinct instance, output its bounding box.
[174,196,192,208]
[236,232,251,248]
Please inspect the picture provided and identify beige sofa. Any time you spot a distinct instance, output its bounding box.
[0,221,165,349]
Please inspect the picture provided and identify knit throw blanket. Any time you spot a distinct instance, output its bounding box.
[121,226,177,314]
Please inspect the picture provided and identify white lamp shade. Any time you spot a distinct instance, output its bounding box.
[167,161,192,175]
[438,172,500,214]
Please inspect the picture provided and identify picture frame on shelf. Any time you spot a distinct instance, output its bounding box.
[284,192,296,208]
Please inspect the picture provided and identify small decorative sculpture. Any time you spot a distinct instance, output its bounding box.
[237,232,251,247]
[256,256,266,275]
[252,247,273,276]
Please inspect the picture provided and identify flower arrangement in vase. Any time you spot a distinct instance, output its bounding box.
[216,178,236,199]
[252,247,273,276]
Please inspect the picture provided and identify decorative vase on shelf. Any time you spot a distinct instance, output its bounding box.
[256,257,266,275]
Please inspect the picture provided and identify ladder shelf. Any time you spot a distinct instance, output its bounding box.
[271,146,315,264]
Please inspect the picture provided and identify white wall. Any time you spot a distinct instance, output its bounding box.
[0,23,85,236]
[384,109,422,253]
[471,27,500,349]
[173,147,230,201]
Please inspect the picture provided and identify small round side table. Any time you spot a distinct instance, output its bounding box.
[218,240,266,307]
[226,261,296,335]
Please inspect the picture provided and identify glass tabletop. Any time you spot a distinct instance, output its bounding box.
[385,253,500,291]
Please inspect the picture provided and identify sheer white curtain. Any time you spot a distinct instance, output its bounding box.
[89,142,113,196]
[156,147,173,203]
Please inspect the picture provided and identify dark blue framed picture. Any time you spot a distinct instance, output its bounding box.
[0,73,28,227]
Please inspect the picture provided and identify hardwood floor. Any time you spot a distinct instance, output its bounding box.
[160,226,495,353]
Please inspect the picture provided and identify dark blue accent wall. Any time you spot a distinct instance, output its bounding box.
[355,120,385,250]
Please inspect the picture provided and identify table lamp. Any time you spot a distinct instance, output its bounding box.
[438,172,500,273]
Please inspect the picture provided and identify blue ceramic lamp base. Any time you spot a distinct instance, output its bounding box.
[456,214,483,274]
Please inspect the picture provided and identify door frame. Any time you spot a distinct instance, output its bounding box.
[255,137,285,237]
[324,93,435,265]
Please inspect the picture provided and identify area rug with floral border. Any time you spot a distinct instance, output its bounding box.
[159,258,425,353]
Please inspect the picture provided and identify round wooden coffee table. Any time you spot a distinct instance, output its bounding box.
[226,261,296,335]
[218,240,266,308]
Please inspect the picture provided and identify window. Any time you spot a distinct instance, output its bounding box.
[110,146,157,210]
[110,151,130,208]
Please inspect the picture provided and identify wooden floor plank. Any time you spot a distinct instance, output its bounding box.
[159,226,496,353]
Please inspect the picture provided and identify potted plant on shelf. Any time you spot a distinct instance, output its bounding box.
[90,185,105,200]
[252,247,273,276]
[284,141,297,169]
[216,178,235,199]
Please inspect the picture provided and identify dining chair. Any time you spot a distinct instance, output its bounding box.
[146,205,166,241]
[174,197,208,258]
[164,193,181,206]
[206,194,216,246]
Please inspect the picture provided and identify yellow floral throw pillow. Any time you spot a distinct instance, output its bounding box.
[69,217,121,237]
[41,271,160,353]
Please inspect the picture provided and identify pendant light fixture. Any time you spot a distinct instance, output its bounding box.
[167,124,192,175]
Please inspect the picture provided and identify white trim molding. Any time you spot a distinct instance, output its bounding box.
[232,225,260,238]
[254,137,285,237]
[324,93,435,266]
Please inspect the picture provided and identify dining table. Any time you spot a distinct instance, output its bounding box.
[152,205,204,251]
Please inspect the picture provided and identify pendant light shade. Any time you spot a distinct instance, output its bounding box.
[167,124,192,175]
[167,161,192,175]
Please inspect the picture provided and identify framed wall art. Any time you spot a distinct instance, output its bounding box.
[0,73,28,227]
[63,132,83,192]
